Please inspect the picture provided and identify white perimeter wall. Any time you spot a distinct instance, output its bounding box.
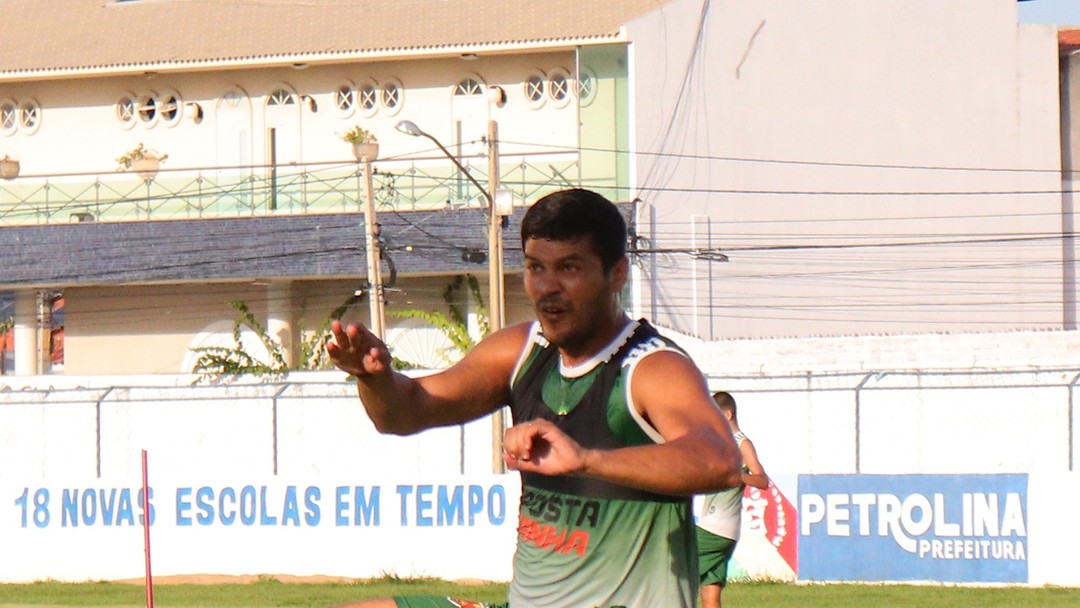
[0,331,1078,586]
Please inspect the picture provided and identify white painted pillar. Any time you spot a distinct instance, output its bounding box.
[1065,179,1077,330]
[462,279,484,344]
[1064,54,1080,330]
[266,281,295,369]
[13,291,38,376]
[691,214,713,340]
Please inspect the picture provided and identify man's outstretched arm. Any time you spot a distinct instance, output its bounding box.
[328,320,528,435]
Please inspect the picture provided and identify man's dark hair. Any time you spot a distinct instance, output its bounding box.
[713,391,737,418]
[520,188,627,272]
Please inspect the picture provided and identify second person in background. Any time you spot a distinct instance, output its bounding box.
[696,390,771,608]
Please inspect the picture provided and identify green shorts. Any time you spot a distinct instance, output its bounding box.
[394,597,508,608]
[696,527,738,587]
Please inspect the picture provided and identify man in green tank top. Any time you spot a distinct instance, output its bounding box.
[327,188,742,608]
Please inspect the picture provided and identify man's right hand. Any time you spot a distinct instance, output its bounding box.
[327,320,392,379]
[503,418,590,477]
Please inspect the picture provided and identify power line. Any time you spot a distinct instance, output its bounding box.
[500,139,1080,177]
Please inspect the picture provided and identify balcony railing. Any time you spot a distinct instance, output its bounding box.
[0,148,613,226]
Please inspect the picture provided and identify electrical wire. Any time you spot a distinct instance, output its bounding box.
[3,139,1080,332]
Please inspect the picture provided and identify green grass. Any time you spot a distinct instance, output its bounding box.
[0,577,508,608]
[726,581,1080,607]
[0,578,1078,608]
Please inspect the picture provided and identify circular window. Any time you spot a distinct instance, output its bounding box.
[523,71,547,109]
[334,82,357,117]
[137,93,158,125]
[577,67,598,107]
[381,78,404,116]
[358,80,378,117]
[0,99,18,136]
[116,94,137,129]
[157,89,182,127]
[18,99,42,134]
[547,68,573,108]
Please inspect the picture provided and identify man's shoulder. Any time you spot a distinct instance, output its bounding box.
[620,321,687,369]
[480,321,538,351]
[452,322,538,385]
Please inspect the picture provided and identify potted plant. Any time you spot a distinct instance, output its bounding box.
[117,143,168,180]
[0,155,19,180]
[342,125,379,161]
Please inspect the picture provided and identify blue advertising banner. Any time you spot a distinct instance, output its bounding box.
[798,474,1028,583]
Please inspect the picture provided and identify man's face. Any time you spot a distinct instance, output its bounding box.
[523,235,626,358]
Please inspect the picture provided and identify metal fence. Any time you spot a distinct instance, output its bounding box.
[1,366,1076,482]
[708,368,1079,477]
[0,149,591,226]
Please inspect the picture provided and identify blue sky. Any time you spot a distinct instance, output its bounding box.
[1018,0,1080,25]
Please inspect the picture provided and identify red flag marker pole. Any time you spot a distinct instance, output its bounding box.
[141,449,155,608]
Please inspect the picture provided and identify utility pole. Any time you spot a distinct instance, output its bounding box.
[362,155,385,338]
[487,119,506,473]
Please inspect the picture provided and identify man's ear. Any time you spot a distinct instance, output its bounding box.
[611,257,629,291]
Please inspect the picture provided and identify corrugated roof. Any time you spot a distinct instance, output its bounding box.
[0,0,669,78]
[0,208,512,288]
[0,202,635,289]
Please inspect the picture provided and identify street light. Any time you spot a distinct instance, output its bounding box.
[393,121,490,204]
[395,119,510,472]
[394,119,507,332]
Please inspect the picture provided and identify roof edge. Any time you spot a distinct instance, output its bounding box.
[0,34,627,82]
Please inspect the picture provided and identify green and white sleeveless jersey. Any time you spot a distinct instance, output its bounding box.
[506,320,697,608]
[696,432,747,540]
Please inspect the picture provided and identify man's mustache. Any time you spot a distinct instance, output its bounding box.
[536,296,570,310]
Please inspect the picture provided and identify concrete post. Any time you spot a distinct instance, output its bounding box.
[266,281,295,369]
[13,290,38,375]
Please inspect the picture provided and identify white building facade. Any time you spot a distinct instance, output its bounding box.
[625,0,1072,340]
